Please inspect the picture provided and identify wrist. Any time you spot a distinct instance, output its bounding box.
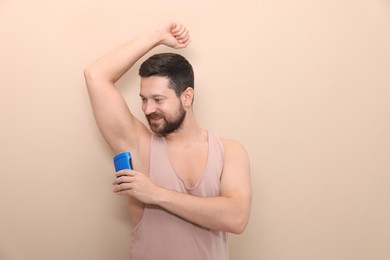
[148,30,164,48]
[153,186,170,206]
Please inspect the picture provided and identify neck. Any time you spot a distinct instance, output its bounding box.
[164,112,207,143]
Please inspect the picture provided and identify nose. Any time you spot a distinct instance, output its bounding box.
[143,100,157,115]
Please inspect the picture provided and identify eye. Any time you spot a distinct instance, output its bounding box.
[154,98,164,103]
[141,97,147,103]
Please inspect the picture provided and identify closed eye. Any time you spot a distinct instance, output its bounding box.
[140,95,166,104]
[153,95,167,103]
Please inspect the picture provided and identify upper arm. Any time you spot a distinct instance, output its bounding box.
[84,68,150,153]
[220,139,252,225]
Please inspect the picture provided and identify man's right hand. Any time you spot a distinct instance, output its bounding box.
[155,21,191,49]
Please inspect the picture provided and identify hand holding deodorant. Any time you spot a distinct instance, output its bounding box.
[113,152,133,172]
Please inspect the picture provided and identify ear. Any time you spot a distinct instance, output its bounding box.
[181,87,194,107]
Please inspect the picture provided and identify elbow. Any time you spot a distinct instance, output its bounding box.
[83,65,97,84]
[83,66,91,80]
[225,199,251,234]
[84,65,115,86]
[223,208,250,234]
[225,195,251,234]
[228,216,249,235]
[83,65,106,90]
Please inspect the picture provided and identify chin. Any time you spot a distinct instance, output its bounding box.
[150,126,164,137]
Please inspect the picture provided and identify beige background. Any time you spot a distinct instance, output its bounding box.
[1,0,390,259]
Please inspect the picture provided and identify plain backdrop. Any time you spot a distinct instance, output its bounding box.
[1,0,390,260]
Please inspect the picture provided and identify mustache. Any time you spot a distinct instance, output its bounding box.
[146,112,164,120]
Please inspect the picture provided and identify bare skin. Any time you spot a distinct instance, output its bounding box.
[84,21,251,234]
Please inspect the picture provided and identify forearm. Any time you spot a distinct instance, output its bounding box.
[156,188,250,234]
[84,31,162,83]
[84,21,190,84]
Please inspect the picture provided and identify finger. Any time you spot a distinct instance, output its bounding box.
[115,169,133,177]
[170,20,177,29]
[114,189,132,196]
[174,27,186,38]
[175,29,189,41]
[171,23,182,34]
[183,39,191,47]
[113,182,132,192]
[112,175,133,185]
[177,38,191,48]
[177,33,190,44]
[115,190,130,196]
[172,24,187,37]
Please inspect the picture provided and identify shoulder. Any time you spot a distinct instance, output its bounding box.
[219,137,249,163]
[220,137,246,151]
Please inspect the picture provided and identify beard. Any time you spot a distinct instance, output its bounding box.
[146,104,186,137]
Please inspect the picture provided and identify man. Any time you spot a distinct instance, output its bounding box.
[84,21,251,260]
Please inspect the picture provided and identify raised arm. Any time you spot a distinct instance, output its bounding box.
[84,21,190,153]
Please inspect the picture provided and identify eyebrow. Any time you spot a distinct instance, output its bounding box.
[139,94,167,99]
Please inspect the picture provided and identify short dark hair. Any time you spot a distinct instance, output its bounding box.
[139,53,194,97]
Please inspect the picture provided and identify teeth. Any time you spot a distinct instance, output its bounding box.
[147,113,163,120]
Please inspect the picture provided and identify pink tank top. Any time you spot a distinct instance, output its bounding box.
[131,132,229,260]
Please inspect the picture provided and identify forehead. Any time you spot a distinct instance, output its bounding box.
[140,76,174,97]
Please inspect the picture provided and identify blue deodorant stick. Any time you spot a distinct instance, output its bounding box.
[113,152,133,172]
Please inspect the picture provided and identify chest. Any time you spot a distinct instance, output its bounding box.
[167,142,209,188]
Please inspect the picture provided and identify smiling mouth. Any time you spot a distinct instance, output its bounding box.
[150,118,162,122]
[147,115,164,125]
[147,112,163,120]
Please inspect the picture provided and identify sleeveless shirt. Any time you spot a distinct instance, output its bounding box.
[131,132,229,260]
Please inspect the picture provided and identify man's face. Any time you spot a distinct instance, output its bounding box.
[140,76,186,136]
